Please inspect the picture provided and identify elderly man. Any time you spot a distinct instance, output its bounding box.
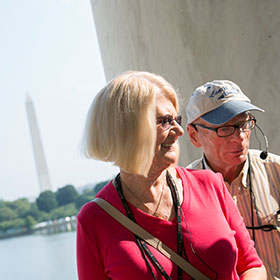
[186,80,279,280]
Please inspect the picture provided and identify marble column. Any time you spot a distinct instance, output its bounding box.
[91,0,280,165]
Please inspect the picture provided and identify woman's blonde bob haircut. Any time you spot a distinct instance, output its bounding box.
[82,71,179,176]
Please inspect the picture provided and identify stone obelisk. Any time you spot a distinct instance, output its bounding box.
[25,95,52,193]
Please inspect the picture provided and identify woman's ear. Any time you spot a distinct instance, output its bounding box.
[186,124,202,148]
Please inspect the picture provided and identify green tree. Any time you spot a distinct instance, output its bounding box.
[24,216,36,231]
[49,203,78,220]
[36,191,58,212]
[56,185,78,206]
[0,218,25,232]
[9,198,31,218]
[82,188,95,196]
[75,194,94,210]
[25,202,50,222]
[25,202,40,220]
[0,206,17,222]
[93,180,110,196]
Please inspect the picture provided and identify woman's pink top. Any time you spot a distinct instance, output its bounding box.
[76,167,262,279]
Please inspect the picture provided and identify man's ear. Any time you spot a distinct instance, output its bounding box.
[186,124,202,148]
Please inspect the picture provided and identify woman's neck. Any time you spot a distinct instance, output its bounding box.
[118,167,182,221]
[119,169,167,202]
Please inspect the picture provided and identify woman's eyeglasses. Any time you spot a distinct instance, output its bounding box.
[191,118,256,137]
[157,115,182,130]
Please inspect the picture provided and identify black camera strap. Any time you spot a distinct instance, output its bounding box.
[114,171,188,280]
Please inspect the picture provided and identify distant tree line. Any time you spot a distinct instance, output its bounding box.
[0,180,110,234]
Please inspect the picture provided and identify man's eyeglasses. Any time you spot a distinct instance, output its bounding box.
[157,115,182,130]
[191,118,256,137]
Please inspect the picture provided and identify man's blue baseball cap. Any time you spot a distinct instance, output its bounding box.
[186,80,264,125]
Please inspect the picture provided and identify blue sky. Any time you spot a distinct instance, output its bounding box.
[0,0,119,201]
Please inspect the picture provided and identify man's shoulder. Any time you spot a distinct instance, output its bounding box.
[178,166,223,186]
[186,158,203,170]
[185,159,223,182]
[249,149,280,164]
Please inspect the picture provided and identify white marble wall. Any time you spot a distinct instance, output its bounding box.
[91,0,280,166]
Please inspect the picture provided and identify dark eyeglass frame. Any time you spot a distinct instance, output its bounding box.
[191,118,256,137]
[157,114,182,130]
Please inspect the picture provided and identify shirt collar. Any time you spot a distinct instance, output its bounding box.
[201,155,211,170]
[202,154,249,188]
[239,155,249,188]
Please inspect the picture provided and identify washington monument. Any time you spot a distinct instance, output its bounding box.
[25,95,52,193]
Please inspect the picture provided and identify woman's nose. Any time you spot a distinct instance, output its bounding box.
[171,120,184,136]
